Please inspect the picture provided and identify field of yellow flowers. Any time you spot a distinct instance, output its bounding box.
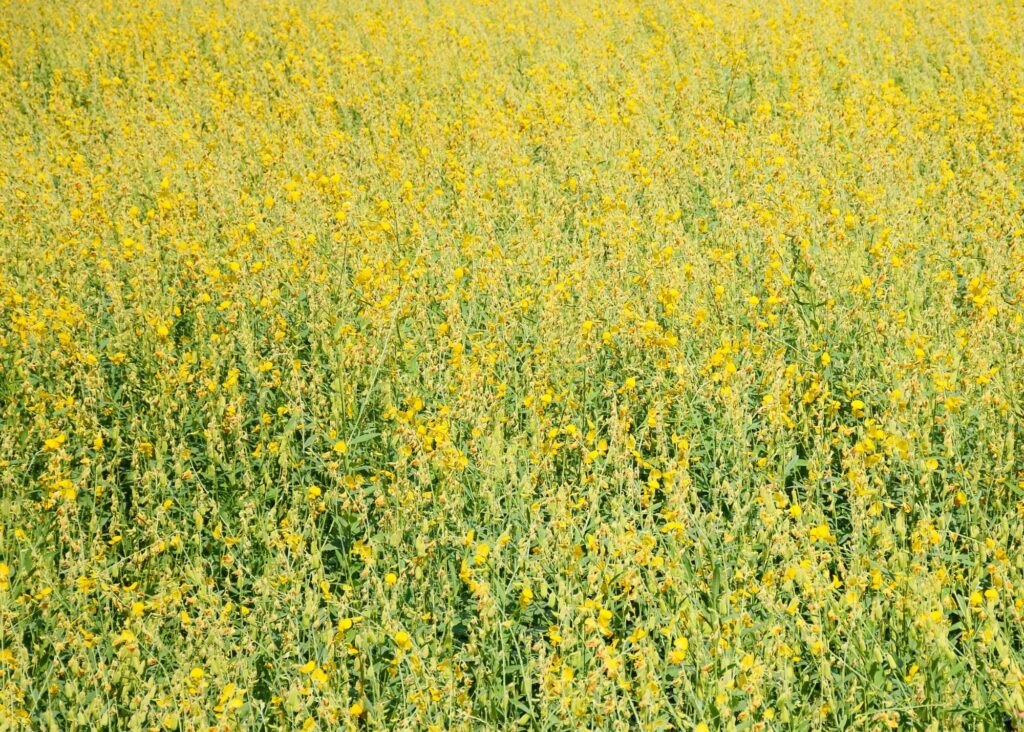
[2,0,1024,729]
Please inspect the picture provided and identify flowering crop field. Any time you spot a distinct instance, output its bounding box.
[3,0,1024,729]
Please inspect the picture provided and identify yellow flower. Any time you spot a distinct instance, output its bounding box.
[809,523,833,542]
[394,630,412,651]
[668,636,689,663]
[520,586,534,608]
[113,629,138,649]
[332,440,348,455]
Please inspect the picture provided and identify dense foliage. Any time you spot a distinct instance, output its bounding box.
[2,0,1024,729]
